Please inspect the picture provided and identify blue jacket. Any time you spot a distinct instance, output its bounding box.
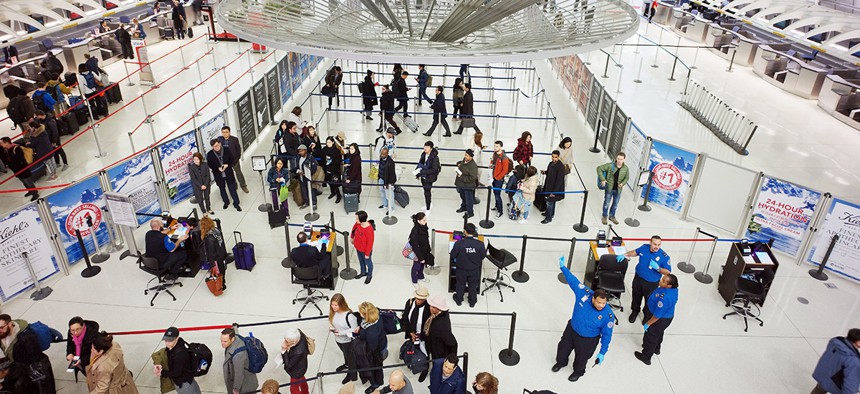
[560,265,614,354]
[813,337,860,394]
[418,69,430,87]
[428,358,466,394]
[267,166,290,188]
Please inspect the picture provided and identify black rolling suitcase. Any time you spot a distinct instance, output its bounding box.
[106,84,123,104]
[267,203,287,229]
[60,113,79,135]
[534,185,547,212]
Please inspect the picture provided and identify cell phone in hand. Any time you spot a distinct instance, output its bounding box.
[67,356,80,372]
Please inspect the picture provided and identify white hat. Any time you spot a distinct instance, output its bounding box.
[427,295,449,311]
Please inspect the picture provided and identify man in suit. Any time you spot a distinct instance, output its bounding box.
[453,83,480,135]
[377,85,401,134]
[207,139,242,211]
[424,86,450,137]
[217,126,248,193]
[541,150,566,224]
[290,232,332,278]
[392,71,410,117]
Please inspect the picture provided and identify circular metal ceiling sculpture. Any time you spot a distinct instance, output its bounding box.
[216,0,640,62]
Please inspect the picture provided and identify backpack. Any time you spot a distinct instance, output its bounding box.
[7,97,24,122]
[19,145,35,164]
[186,342,213,376]
[234,333,267,374]
[504,157,514,174]
[426,74,433,86]
[26,321,63,351]
[380,310,402,334]
[83,72,100,90]
[302,330,316,355]
[46,84,62,101]
[32,90,55,113]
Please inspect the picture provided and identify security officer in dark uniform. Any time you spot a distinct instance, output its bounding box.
[622,235,671,323]
[635,273,679,365]
[450,223,486,307]
[553,257,614,382]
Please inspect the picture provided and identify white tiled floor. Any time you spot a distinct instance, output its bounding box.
[0,16,858,394]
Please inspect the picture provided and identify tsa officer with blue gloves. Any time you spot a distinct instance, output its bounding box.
[553,257,615,382]
[634,274,679,365]
[622,235,671,324]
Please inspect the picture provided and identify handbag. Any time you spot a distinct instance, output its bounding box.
[402,242,417,261]
[278,184,289,202]
[368,164,379,180]
[205,266,223,296]
[564,163,571,175]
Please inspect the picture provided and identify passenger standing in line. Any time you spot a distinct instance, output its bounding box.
[206,139,242,211]
[78,64,108,120]
[458,64,469,81]
[540,150,565,224]
[267,157,291,217]
[621,235,672,324]
[424,296,458,361]
[408,212,434,285]
[66,316,100,379]
[416,141,441,214]
[454,149,478,219]
[351,210,375,284]
[361,70,378,121]
[0,137,39,201]
[553,259,614,382]
[280,121,301,171]
[471,131,486,187]
[450,223,486,307]
[86,332,138,394]
[428,355,466,394]
[280,328,310,394]
[11,329,55,393]
[117,24,134,59]
[24,120,57,181]
[596,152,629,225]
[296,144,318,210]
[188,152,213,215]
[392,71,410,117]
[512,131,534,167]
[156,327,201,394]
[324,66,343,109]
[323,137,343,203]
[343,143,363,200]
[221,328,258,394]
[451,78,464,120]
[353,302,387,394]
[453,83,480,134]
[489,141,511,218]
[416,65,433,106]
[329,293,359,384]
[218,126,249,193]
[377,85,401,134]
[512,166,538,223]
[472,372,499,394]
[200,216,228,290]
[423,86,450,137]
[401,286,431,382]
[634,274,679,365]
[34,110,68,171]
[171,0,187,39]
[558,136,574,176]
[378,147,396,211]
[811,328,860,394]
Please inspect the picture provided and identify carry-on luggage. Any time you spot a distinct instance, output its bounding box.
[398,114,419,133]
[508,203,520,221]
[267,206,287,228]
[289,178,304,206]
[74,108,89,125]
[60,112,79,134]
[534,185,547,212]
[205,267,223,296]
[393,185,409,208]
[106,83,123,104]
[343,193,359,214]
[232,231,256,271]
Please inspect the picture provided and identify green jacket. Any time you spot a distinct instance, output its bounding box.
[0,319,28,361]
[596,161,629,190]
[151,348,176,394]
[454,159,479,189]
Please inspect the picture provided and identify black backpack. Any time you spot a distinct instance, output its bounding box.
[186,342,213,376]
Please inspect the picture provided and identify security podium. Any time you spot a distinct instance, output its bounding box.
[717,242,779,306]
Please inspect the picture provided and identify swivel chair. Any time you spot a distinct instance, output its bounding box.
[291,265,330,317]
[137,253,182,306]
[481,242,517,302]
[722,268,775,332]
[594,254,628,314]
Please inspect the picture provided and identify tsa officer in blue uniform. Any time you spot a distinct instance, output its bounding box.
[622,235,671,324]
[451,223,486,307]
[553,257,615,382]
[634,274,679,365]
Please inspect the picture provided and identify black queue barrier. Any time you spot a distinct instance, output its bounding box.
[76,229,101,278]
[809,234,839,281]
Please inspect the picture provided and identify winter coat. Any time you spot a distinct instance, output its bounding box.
[454,159,478,189]
[428,358,466,394]
[417,149,441,183]
[281,333,309,378]
[424,312,457,360]
[25,124,52,159]
[207,148,236,185]
[379,156,397,187]
[380,90,395,112]
[543,160,566,202]
[401,297,430,340]
[1,145,32,179]
[519,174,538,203]
[460,90,475,116]
[216,135,242,165]
[512,138,534,164]
[408,223,432,264]
[452,85,464,107]
[7,95,34,124]
[361,76,378,107]
[392,77,408,99]
[223,338,259,394]
[66,320,100,375]
[37,116,60,145]
[86,342,139,394]
[282,131,301,156]
[267,165,290,189]
[596,161,629,190]
[23,355,56,394]
[344,152,362,192]
[559,146,574,170]
[300,134,323,159]
[431,93,447,116]
[358,321,387,356]
[491,152,511,181]
[0,363,33,394]
[0,320,28,360]
[188,162,211,194]
[812,336,860,394]
[150,348,175,393]
[322,145,342,176]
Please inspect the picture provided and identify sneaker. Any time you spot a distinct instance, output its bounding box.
[518,218,528,224]
[420,278,430,283]
[208,210,215,215]
[495,211,503,219]
[46,175,59,182]
[609,216,619,224]
[601,216,608,225]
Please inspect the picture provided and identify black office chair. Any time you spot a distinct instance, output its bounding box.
[594,254,629,315]
[137,253,182,307]
[291,265,330,317]
[481,242,517,302]
[722,268,775,332]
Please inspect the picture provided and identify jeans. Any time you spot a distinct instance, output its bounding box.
[459,64,468,80]
[175,380,201,394]
[513,192,532,219]
[457,188,475,215]
[417,85,433,104]
[357,251,373,277]
[545,200,557,221]
[492,179,504,211]
[426,113,450,136]
[379,180,390,209]
[602,188,621,217]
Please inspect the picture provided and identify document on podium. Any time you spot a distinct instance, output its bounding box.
[611,246,627,255]
[755,251,774,265]
[596,247,610,257]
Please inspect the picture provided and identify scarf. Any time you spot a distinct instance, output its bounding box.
[423,312,438,336]
[73,324,87,356]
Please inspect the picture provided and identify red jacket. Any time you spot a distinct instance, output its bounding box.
[351,222,375,255]
[513,138,533,164]
[491,153,510,181]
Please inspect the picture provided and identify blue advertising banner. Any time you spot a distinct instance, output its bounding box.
[640,140,697,212]
[279,56,292,106]
[289,52,301,92]
[108,153,160,226]
[0,204,59,301]
[746,176,821,257]
[158,131,198,206]
[808,198,860,281]
[299,53,309,80]
[46,176,111,265]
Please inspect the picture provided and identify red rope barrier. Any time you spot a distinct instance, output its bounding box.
[0,183,74,194]
[109,324,231,336]
[622,238,715,242]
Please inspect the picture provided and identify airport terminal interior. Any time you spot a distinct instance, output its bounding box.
[0,0,858,393]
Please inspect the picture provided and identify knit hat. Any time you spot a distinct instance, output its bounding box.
[465,149,474,158]
[297,144,308,150]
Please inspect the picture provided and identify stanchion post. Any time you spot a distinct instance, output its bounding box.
[86,216,109,263]
[809,234,838,281]
[339,229,357,280]
[573,191,589,233]
[638,173,654,212]
[127,131,136,152]
[676,227,699,273]
[694,237,718,284]
[589,119,602,153]
[652,28,664,68]
[257,172,272,212]
[668,56,678,81]
[281,222,293,268]
[382,186,397,225]
[23,252,52,300]
[498,312,521,366]
[123,60,135,86]
[329,211,344,256]
[304,179,320,222]
[77,229,101,278]
[634,57,644,84]
[511,235,530,283]
[479,185,494,229]
[726,48,737,72]
[602,52,610,78]
[558,239,577,283]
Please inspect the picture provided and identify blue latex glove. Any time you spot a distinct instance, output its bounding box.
[643,323,650,332]
[596,353,605,364]
[616,255,625,263]
[649,260,660,270]
[559,256,565,268]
